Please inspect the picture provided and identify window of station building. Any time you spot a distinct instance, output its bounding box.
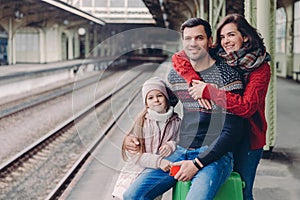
[276,7,286,53]
[94,0,107,7]
[82,0,92,6]
[81,0,111,7]
[111,0,124,7]
[128,0,146,7]
[294,1,300,53]
[15,28,39,62]
[15,28,39,52]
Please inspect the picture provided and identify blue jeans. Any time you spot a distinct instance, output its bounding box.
[123,145,233,200]
[233,137,263,200]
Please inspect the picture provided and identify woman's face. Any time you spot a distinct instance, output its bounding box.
[146,90,168,114]
[220,23,248,53]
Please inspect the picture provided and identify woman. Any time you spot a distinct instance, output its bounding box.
[173,13,271,200]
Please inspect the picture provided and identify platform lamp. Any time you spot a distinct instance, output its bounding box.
[14,9,24,20]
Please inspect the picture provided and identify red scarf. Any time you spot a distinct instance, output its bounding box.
[172,50,202,84]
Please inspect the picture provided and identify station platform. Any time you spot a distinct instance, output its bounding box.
[61,63,300,200]
[0,57,126,103]
[0,60,87,77]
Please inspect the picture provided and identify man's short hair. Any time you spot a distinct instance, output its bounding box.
[180,18,212,39]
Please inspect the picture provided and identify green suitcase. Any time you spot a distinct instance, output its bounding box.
[172,172,245,200]
[172,180,191,200]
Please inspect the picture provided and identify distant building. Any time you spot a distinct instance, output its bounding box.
[61,0,155,24]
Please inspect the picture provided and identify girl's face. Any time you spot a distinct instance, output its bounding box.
[220,23,248,53]
[146,90,168,114]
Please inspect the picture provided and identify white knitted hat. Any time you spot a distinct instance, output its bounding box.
[142,77,169,105]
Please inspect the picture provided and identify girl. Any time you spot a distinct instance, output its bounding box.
[112,77,181,199]
[172,14,271,200]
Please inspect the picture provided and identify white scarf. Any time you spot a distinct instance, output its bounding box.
[148,106,174,132]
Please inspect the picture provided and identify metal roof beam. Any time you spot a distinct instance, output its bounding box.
[41,0,105,25]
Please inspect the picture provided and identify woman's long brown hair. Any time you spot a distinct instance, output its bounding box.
[214,13,265,52]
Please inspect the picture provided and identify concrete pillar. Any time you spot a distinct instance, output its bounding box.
[7,17,15,64]
[45,25,61,62]
[209,0,213,25]
[199,0,205,19]
[257,0,277,150]
[93,27,98,57]
[74,33,80,58]
[84,30,90,58]
[285,5,294,78]
[110,30,117,56]
[39,29,46,63]
[56,25,62,61]
[257,1,272,51]
[68,32,74,60]
[244,0,256,26]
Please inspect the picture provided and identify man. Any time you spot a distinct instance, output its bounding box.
[123,18,246,200]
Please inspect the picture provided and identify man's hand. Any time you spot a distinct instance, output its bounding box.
[159,159,172,172]
[159,144,172,157]
[172,160,199,181]
[123,135,140,153]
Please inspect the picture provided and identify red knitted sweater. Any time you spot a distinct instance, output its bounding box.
[172,50,271,150]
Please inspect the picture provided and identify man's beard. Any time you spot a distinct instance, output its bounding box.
[186,48,209,61]
[188,52,206,62]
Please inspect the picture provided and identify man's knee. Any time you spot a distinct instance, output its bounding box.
[123,191,151,200]
[123,190,136,200]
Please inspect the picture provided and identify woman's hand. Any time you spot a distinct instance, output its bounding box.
[198,99,212,110]
[188,80,212,110]
[188,80,207,98]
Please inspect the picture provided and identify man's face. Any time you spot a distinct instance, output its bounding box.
[182,25,212,62]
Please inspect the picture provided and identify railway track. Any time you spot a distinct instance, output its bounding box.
[0,63,157,199]
[0,70,113,119]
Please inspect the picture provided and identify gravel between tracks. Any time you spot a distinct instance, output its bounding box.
[0,69,128,164]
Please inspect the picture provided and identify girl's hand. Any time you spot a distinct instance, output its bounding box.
[159,159,172,172]
[159,144,172,157]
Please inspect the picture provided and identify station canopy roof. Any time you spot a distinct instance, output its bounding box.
[0,0,105,29]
